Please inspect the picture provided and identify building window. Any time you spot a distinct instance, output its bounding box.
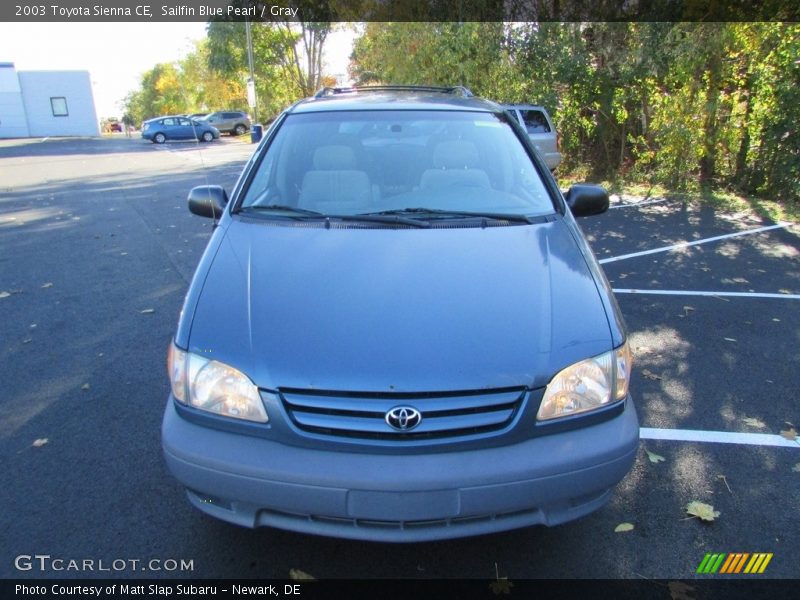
[51,97,68,117]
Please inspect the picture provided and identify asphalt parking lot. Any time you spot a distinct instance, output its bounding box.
[0,137,798,584]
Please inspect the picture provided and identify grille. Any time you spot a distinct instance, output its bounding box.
[280,388,526,441]
[257,507,541,532]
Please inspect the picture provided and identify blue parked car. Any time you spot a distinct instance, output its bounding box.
[162,85,639,541]
[141,115,219,144]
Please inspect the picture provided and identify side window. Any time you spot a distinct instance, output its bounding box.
[50,97,68,117]
[224,113,238,119]
[163,118,175,126]
[520,110,550,134]
[178,118,192,126]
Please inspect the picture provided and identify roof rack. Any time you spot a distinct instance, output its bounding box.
[314,85,474,99]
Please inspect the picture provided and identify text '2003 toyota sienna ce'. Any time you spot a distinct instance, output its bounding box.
[162,85,639,542]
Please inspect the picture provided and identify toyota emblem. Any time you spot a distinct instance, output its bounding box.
[385,406,422,431]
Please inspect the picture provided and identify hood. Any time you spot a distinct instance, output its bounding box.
[187,217,612,392]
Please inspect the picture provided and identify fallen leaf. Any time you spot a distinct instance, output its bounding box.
[140,308,155,314]
[489,578,513,595]
[22,338,32,344]
[32,438,49,448]
[772,318,780,322]
[742,417,766,429]
[683,305,695,316]
[723,337,737,342]
[779,428,797,441]
[792,463,800,473]
[717,474,732,494]
[686,500,720,522]
[642,369,662,381]
[646,450,666,464]
[635,345,652,355]
[289,569,315,581]
[614,522,634,532]
[81,383,90,390]
[0,291,11,298]
[668,581,696,600]
[41,282,53,288]
[120,252,128,256]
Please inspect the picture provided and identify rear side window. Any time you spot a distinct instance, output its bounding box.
[163,118,175,126]
[520,110,551,134]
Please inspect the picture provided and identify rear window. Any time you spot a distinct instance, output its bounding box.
[240,110,554,217]
[519,109,551,134]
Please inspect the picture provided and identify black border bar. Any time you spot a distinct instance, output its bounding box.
[3,0,800,23]
[4,578,798,600]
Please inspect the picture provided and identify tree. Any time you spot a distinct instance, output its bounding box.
[207,20,332,117]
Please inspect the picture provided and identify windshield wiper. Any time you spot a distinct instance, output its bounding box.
[331,214,430,228]
[237,205,429,228]
[238,205,325,217]
[359,207,539,224]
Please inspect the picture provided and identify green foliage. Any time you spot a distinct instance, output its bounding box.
[122,39,246,125]
[350,22,800,202]
[123,21,332,126]
[206,20,331,118]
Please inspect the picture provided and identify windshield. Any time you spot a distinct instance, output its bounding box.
[239,110,555,218]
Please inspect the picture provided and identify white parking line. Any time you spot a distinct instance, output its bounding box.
[609,197,673,209]
[613,289,800,300]
[599,222,794,264]
[641,427,799,448]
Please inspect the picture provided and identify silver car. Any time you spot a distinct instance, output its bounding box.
[503,104,562,170]
[201,111,251,136]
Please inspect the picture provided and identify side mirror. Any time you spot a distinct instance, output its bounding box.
[188,185,228,219]
[565,184,609,217]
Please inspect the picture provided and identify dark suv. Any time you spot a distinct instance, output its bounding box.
[162,85,638,541]
[200,111,251,136]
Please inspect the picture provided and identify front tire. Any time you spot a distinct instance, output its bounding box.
[234,124,247,136]
[153,132,166,144]
[201,131,214,143]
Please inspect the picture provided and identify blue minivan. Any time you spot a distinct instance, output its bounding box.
[162,86,639,541]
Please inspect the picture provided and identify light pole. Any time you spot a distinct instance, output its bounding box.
[245,17,258,125]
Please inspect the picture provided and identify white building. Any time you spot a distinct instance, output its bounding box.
[0,63,99,138]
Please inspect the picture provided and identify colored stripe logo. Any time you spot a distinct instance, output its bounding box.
[696,553,773,574]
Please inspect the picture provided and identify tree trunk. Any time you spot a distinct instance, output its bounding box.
[699,60,721,185]
[735,81,753,187]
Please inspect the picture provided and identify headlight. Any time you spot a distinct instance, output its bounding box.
[537,341,632,421]
[167,343,268,423]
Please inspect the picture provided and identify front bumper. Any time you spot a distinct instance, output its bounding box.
[162,395,639,542]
